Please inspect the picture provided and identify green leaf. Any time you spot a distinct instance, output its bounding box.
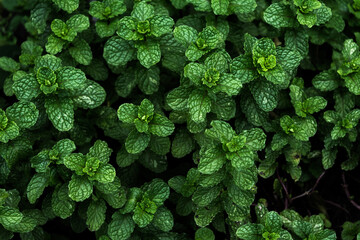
[249,79,278,112]
[51,0,79,13]
[69,39,93,65]
[26,173,48,204]
[117,103,138,124]
[64,153,86,175]
[146,179,170,205]
[66,14,90,32]
[236,223,264,240]
[264,211,282,233]
[68,175,93,202]
[192,186,221,207]
[0,207,23,227]
[171,130,194,158]
[51,184,76,219]
[228,148,254,169]
[96,20,119,38]
[152,207,174,232]
[315,4,332,25]
[166,86,191,111]
[216,73,242,96]
[88,140,113,164]
[0,121,19,143]
[243,128,267,151]
[195,227,215,240]
[188,90,212,123]
[150,136,171,155]
[231,55,258,84]
[205,120,235,143]
[133,204,154,227]
[70,80,106,109]
[0,57,20,72]
[297,12,317,28]
[34,54,62,72]
[148,114,175,137]
[44,97,74,132]
[211,0,229,15]
[103,36,136,67]
[94,164,116,183]
[12,74,41,101]
[136,66,160,95]
[184,62,206,85]
[108,213,135,240]
[343,73,360,95]
[284,29,309,57]
[263,3,297,28]
[53,138,76,158]
[6,101,39,129]
[198,147,226,174]
[125,130,151,154]
[136,41,161,68]
[46,34,66,55]
[117,17,139,41]
[86,199,107,231]
[312,70,340,91]
[173,25,198,46]
[264,67,287,85]
[132,2,154,21]
[150,15,174,37]
[322,148,337,169]
[230,0,257,14]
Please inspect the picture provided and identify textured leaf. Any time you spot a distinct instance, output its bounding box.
[108,213,135,240]
[136,41,161,68]
[198,147,226,174]
[152,207,174,232]
[86,199,107,231]
[195,227,215,240]
[231,55,258,84]
[188,90,212,123]
[125,130,151,154]
[264,3,297,28]
[0,57,20,72]
[64,153,86,175]
[173,25,198,46]
[249,79,278,112]
[52,0,79,13]
[148,114,175,137]
[26,173,48,204]
[45,97,74,132]
[94,164,116,183]
[103,36,136,66]
[12,74,41,101]
[69,39,93,65]
[68,175,93,202]
[132,2,154,21]
[88,140,113,164]
[150,15,174,37]
[6,101,39,129]
[211,0,229,15]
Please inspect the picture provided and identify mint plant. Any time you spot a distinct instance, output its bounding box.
[1,0,360,239]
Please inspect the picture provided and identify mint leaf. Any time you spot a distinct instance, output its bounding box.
[52,0,79,13]
[68,175,93,202]
[44,97,74,132]
[86,199,106,231]
[188,90,212,123]
[125,130,151,154]
[103,36,136,67]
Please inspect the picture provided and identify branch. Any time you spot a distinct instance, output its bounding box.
[342,172,360,211]
[290,171,326,202]
[277,168,289,209]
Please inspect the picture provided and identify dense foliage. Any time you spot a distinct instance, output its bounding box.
[1,0,360,239]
